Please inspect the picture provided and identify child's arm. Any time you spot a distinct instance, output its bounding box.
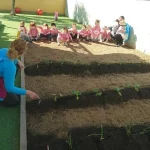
[68,33,73,41]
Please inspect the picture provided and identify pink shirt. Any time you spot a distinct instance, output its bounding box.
[50,28,58,35]
[79,29,88,37]
[37,26,51,35]
[87,29,92,36]
[28,27,38,37]
[58,32,72,41]
[54,12,58,17]
[69,28,78,35]
[92,25,101,35]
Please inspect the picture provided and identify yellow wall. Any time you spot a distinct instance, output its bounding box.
[0,0,66,14]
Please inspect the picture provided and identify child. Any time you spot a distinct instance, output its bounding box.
[37,23,51,41]
[114,20,127,46]
[91,19,101,42]
[54,12,58,21]
[50,23,58,41]
[18,21,32,42]
[69,23,78,41]
[100,26,111,42]
[79,25,88,41]
[28,22,39,41]
[111,19,120,36]
[87,25,92,41]
[57,27,72,46]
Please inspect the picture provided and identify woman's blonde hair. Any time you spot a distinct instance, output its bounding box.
[7,39,27,60]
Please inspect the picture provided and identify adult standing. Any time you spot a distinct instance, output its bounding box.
[0,39,39,107]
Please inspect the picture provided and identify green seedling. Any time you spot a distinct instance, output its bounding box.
[38,99,41,105]
[133,126,150,136]
[93,88,102,96]
[52,94,57,102]
[88,124,105,141]
[125,123,134,136]
[134,84,140,92]
[61,61,64,66]
[114,87,122,96]
[72,91,81,100]
[44,60,50,64]
[126,84,131,88]
[66,135,72,150]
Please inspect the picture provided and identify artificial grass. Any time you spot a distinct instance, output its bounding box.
[0,13,81,150]
[0,13,82,48]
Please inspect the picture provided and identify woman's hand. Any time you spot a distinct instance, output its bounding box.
[18,60,25,69]
[26,90,40,100]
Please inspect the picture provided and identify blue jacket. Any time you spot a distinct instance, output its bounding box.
[124,23,131,42]
[0,48,26,101]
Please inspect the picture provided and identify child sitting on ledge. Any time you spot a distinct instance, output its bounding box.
[79,25,89,41]
[57,27,72,46]
[50,23,58,41]
[28,22,39,41]
[37,23,51,41]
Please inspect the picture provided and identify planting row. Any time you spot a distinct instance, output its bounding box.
[24,61,150,76]
[27,125,150,150]
[27,86,150,113]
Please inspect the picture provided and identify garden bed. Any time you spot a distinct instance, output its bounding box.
[25,42,150,66]
[26,42,150,150]
[25,61,150,76]
[27,104,150,150]
[27,125,150,150]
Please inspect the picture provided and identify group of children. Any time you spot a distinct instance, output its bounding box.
[17,19,126,46]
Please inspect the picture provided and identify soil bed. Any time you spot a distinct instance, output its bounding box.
[25,61,150,76]
[27,102,150,150]
[25,42,150,66]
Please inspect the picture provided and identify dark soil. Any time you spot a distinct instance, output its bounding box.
[24,61,150,76]
[26,42,150,150]
[25,73,150,100]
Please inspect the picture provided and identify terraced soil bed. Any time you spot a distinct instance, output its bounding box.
[25,42,150,150]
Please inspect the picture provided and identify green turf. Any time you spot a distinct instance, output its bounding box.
[0,13,81,150]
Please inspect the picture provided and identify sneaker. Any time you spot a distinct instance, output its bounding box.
[64,43,68,46]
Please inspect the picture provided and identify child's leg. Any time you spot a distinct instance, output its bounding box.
[73,33,77,40]
[46,34,51,41]
[57,36,62,45]
[79,35,83,41]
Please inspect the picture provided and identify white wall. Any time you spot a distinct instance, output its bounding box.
[66,0,150,54]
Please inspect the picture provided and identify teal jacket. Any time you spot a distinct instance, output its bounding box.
[124,23,131,42]
[0,48,26,101]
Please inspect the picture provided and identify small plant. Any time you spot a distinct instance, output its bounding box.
[125,123,135,136]
[114,87,122,96]
[53,93,63,102]
[134,84,140,92]
[93,88,102,96]
[66,135,72,150]
[133,126,150,136]
[60,61,64,66]
[44,60,50,64]
[52,94,57,102]
[88,124,105,141]
[72,91,81,100]
[38,99,41,105]
[126,84,131,88]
